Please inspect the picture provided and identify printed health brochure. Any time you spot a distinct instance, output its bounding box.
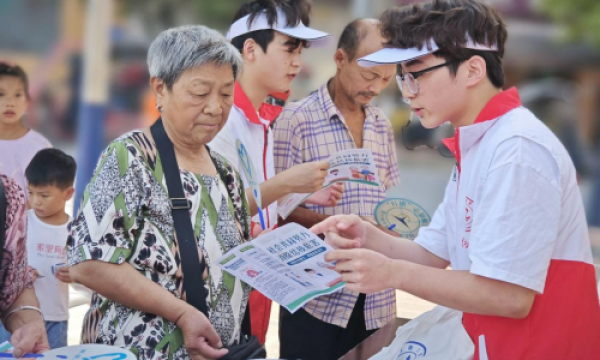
[216,223,345,313]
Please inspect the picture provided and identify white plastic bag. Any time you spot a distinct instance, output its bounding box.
[369,306,474,360]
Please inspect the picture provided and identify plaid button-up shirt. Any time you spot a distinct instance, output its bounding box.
[273,82,400,330]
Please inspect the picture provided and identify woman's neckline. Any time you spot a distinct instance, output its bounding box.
[135,129,220,177]
[190,171,219,178]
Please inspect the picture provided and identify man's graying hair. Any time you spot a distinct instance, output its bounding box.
[337,19,377,61]
[148,25,243,90]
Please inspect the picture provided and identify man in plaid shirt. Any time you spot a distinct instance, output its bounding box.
[273,18,400,360]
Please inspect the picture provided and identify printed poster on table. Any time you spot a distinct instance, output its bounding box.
[278,149,380,219]
[215,223,345,313]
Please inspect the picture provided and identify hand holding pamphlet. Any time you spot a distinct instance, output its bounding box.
[278,149,381,219]
[216,223,345,313]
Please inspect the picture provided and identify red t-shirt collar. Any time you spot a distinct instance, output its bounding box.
[233,82,263,126]
[473,87,521,124]
[442,87,522,162]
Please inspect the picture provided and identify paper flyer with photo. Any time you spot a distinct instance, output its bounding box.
[215,223,345,313]
[278,149,381,219]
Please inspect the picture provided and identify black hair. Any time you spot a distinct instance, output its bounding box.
[0,63,30,99]
[381,0,507,88]
[25,149,77,190]
[231,0,312,53]
[337,19,375,61]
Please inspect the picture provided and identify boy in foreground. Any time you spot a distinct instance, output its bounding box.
[25,149,76,348]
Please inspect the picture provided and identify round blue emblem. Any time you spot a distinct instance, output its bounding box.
[397,341,427,359]
[374,198,431,240]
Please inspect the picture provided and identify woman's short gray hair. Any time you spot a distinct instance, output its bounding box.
[148,25,243,90]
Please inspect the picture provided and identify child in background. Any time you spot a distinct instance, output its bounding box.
[0,63,52,197]
[24,148,76,349]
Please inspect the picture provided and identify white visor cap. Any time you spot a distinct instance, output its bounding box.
[358,36,497,67]
[226,7,332,47]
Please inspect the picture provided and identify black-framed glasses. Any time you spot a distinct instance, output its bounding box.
[396,61,456,96]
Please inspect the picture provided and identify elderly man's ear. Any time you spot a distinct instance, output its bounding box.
[334,48,349,70]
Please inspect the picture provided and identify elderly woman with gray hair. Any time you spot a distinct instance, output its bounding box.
[67,25,252,360]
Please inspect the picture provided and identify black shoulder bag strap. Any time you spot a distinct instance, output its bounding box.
[0,178,6,255]
[151,118,209,316]
[150,119,252,334]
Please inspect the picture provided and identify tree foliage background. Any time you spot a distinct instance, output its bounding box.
[119,0,243,35]
[118,0,600,47]
[540,0,600,46]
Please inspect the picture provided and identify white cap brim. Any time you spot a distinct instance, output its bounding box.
[358,35,498,68]
[357,43,439,68]
[227,8,332,47]
[277,26,332,46]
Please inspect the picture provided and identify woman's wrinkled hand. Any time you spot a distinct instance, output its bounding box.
[176,306,228,360]
[10,318,50,357]
[54,267,73,283]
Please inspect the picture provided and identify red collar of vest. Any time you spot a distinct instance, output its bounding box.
[259,91,290,121]
[233,82,263,126]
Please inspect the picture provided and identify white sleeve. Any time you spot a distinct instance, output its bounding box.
[469,139,561,293]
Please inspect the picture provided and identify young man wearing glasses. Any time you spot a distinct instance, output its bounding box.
[311,0,600,359]
[272,19,399,360]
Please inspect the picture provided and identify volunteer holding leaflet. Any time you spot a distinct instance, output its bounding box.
[209,0,341,343]
[312,1,600,359]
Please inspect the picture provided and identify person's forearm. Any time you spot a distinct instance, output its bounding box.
[364,222,449,268]
[391,261,535,319]
[359,216,402,238]
[70,260,193,323]
[282,206,329,229]
[3,288,43,332]
[247,175,292,216]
